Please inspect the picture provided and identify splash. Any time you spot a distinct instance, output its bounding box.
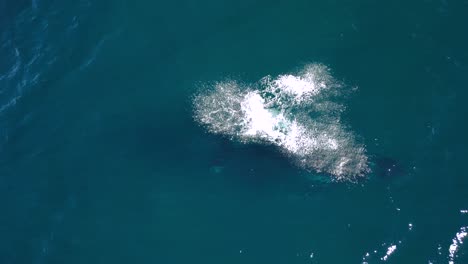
[449,226,467,264]
[381,245,397,261]
[193,64,369,181]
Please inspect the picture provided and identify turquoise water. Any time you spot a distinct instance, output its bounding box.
[1,0,468,263]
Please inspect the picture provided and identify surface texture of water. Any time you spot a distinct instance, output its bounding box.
[1,0,467,263]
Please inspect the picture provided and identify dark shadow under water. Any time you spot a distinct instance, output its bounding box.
[210,137,409,185]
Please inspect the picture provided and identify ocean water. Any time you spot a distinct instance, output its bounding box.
[1,0,467,263]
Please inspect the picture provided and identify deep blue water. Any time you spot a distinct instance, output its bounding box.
[1,0,468,263]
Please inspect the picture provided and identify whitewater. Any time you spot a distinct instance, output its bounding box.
[193,64,369,181]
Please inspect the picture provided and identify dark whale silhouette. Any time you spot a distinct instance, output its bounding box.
[209,136,407,182]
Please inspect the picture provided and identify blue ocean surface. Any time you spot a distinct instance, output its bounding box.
[1,0,467,263]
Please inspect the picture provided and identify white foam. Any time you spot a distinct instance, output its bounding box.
[193,64,369,181]
[274,74,319,101]
[241,91,284,139]
[381,245,397,261]
[449,226,467,264]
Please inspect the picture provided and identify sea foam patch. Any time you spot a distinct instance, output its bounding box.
[193,64,369,181]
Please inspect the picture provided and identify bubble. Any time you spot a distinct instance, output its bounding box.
[192,64,369,181]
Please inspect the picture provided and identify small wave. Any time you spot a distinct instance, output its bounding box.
[79,29,123,71]
[0,0,96,150]
[193,64,369,181]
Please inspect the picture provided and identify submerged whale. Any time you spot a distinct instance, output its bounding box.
[195,64,407,182]
[193,64,370,182]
